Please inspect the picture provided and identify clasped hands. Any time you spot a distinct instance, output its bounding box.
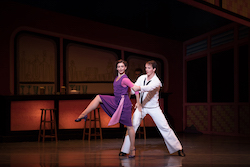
[134,102,142,112]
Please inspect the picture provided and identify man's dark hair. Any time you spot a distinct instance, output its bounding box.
[146,60,157,70]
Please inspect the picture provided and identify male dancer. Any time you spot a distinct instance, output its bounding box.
[120,60,185,157]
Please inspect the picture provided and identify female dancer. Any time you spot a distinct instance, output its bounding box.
[75,59,138,158]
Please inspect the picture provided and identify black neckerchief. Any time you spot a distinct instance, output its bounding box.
[140,78,151,103]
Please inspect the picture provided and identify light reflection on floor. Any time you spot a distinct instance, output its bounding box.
[0,133,250,166]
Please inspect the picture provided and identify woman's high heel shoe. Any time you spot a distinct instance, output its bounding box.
[75,115,87,122]
[128,148,136,158]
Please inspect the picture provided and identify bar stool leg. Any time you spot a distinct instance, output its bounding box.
[97,108,103,140]
[38,109,44,142]
[50,109,53,141]
[88,112,91,141]
[143,119,146,139]
[138,118,146,139]
[43,109,46,142]
[83,118,87,140]
[53,109,58,142]
[83,112,89,140]
[94,109,97,140]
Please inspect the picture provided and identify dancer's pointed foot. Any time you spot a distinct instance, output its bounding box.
[75,115,87,122]
[128,148,136,158]
[178,149,185,157]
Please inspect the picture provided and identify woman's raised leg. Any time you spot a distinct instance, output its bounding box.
[75,95,102,122]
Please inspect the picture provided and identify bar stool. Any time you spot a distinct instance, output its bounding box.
[83,108,103,140]
[137,118,146,139]
[38,108,58,142]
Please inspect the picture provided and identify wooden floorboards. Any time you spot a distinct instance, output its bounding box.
[0,133,250,166]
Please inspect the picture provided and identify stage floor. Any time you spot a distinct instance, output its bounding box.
[0,133,250,167]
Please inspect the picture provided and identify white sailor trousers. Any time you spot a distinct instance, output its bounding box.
[121,106,182,154]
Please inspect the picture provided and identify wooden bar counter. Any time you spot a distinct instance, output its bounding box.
[0,93,170,142]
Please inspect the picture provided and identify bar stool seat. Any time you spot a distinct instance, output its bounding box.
[38,108,58,142]
[83,108,103,140]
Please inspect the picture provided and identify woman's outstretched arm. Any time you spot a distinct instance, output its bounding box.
[121,78,140,95]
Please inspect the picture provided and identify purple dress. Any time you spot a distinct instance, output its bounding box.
[99,74,132,126]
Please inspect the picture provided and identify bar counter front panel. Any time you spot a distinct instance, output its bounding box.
[1,94,166,141]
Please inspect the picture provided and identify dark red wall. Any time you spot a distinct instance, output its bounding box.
[0,1,183,131]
